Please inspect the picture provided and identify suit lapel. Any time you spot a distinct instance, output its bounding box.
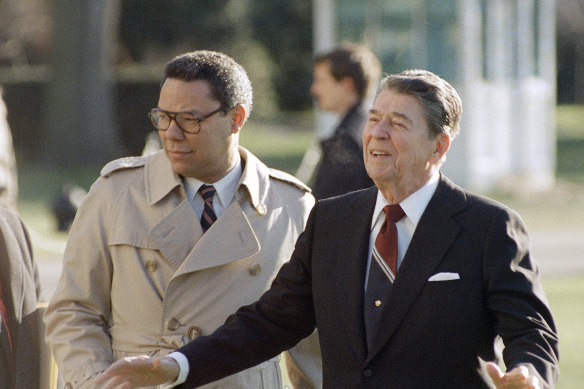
[365,177,467,363]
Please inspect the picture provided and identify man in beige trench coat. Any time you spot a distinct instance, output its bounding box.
[44,51,321,389]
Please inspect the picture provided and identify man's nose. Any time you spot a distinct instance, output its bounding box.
[166,119,185,139]
[371,120,390,138]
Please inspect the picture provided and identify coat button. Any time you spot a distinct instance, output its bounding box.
[188,326,202,340]
[64,383,73,389]
[248,263,262,276]
[374,300,382,307]
[167,318,180,331]
[146,259,157,272]
[256,203,267,216]
[363,369,372,377]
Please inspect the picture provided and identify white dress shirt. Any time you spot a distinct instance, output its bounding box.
[182,155,243,220]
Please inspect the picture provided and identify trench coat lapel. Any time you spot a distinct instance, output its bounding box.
[365,177,466,364]
[149,199,201,268]
[174,201,260,276]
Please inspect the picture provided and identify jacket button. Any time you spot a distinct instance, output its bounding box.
[256,203,267,215]
[64,384,73,389]
[187,326,202,340]
[363,369,372,377]
[167,318,180,331]
[248,263,262,276]
[146,259,157,272]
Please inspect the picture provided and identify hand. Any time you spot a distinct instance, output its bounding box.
[94,355,180,389]
[486,362,541,389]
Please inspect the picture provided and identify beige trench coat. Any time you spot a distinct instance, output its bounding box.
[45,147,320,388]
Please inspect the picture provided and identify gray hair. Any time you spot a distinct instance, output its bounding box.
[378,69,462,139]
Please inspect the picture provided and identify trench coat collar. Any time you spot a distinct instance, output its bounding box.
[146,146,272,271]
[235,146,270,213]
[144,147,269,211]
[144,150,183,206]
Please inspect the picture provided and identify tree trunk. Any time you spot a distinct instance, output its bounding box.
[44,0,122,166]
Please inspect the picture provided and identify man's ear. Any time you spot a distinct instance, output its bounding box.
[341,76,356,93]
[431,133,451,163]
[231,104,246,134]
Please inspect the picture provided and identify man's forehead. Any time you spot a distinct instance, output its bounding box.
[372,90,422,114]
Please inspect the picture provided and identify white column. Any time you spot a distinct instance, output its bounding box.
[313,0,337,139]
[313,0,337,53]
[445,0,483,188]
[538,0,557,187]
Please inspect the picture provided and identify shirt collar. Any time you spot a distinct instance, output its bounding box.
[371,173,440,230]
[183,153,242,207]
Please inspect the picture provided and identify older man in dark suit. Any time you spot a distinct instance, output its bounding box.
[96,69,559,389]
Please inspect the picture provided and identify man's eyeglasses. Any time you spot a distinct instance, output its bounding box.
[148,107,224,134]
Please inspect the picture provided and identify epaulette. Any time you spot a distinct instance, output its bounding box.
[268,168,311,193]
[100,156,147,177]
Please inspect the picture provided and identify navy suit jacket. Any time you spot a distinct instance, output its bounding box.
[177,175,559,388]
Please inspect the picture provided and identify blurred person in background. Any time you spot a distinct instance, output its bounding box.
[45,50,321,389]
[0,207,44,389]
[309,43,381,200]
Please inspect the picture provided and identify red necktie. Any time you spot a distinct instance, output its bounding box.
[374,204,406,278]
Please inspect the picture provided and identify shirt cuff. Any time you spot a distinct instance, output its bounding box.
[159,351,189,389]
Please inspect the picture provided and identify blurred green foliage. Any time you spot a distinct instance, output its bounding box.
[556,105,584,183]
[543,276,584,389]
[118,0,313,113]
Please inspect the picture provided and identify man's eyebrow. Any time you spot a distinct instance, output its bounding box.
[368,109,413,123]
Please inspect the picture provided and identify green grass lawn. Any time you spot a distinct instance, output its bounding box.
[543,277,584,388]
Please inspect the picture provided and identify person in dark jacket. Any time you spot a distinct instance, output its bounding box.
[310,43,381,199]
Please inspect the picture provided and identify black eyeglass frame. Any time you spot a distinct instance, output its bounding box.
[148,106,225,134]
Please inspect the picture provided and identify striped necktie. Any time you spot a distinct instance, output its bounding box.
[198,184,218,232]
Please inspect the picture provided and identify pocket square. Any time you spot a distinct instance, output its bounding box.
[428,272,460,281]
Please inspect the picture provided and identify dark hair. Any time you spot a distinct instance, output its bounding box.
[164,51,253,120]
[314,43,381,100]
[379,69,462,139]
